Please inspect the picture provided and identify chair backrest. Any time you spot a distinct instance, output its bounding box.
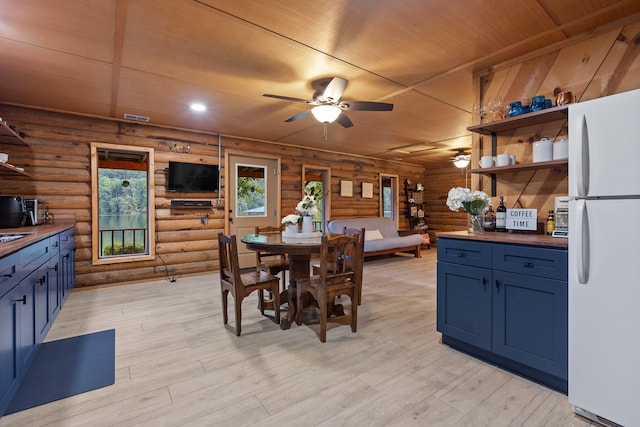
[254,224,285,236]
[318,233,361,286]
[342,227,365,283]
[218,233,242,292]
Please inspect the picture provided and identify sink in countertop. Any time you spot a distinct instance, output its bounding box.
[0,232,36,243]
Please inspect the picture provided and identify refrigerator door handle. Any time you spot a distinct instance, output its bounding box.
[576,199,590,284]
[573,113,590,198]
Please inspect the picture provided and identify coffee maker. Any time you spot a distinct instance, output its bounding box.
[552,196,569,237]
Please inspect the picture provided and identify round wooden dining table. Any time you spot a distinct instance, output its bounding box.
[241,232,322,329]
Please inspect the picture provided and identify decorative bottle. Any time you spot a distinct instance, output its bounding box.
[546,210,555,235]
[496,196,507,232]
[483,203,495,231]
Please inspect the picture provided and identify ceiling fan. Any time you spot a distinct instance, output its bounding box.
[452,149,471,168]
[263,77,393,139]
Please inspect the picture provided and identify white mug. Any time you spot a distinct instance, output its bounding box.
[496,153,511,167]
[509,154,516,165]
[479,155,495,168]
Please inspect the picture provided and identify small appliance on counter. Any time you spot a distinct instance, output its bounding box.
[0,195,26,228]
[24,198,49,225]
[552,196,569,237]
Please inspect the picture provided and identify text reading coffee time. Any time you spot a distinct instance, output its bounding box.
[506,209,538,231]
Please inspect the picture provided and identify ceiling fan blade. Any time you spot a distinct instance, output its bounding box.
[322,77,348,102]
[335,113,353,128]
[284,110,311,122]
[263,93,312,104]
[342,101,394,111]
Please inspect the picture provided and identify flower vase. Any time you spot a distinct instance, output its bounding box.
[467,213,485,234]
[301,216,314,233]
[286,223,298,234]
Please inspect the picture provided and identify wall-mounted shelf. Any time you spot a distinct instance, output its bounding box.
[0,118,30,177]
[468,105,569,196]
[0,162,30,177]
[469,159,568,175]
[0,118,28,144]
[467,105,568,135]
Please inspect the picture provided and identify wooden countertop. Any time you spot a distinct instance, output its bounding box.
[0,223,75,258]
[437,230,568,249]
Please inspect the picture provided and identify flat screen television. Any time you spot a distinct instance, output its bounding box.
[168,161,218,192]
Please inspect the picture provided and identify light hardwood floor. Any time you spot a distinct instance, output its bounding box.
[0,249,596,426]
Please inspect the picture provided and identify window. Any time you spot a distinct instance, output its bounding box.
[380,174,398,227]
[236,164,267,217]
[90,143,156,264]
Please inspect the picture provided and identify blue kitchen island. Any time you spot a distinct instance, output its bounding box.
[436,231,568,393]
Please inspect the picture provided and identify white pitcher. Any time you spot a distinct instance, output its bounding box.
[533,138,553,162]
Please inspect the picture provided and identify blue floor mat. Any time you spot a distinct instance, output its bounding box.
[4,329,115,415]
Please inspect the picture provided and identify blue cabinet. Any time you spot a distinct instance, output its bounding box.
[437,237,568,392]
[437,262,492,350]
[0,226,75,415]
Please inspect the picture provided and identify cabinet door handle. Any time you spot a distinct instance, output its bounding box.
[457,252,465,258]
[482,277,487,290]
[523,261,534,268]
[14,295,27,305]
[495,280,500,292]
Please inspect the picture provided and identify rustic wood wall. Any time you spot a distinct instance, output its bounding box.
[0,106,425,288]
[424,17,640,240]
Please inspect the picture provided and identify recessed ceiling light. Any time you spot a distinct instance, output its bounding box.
[190,103,207,112]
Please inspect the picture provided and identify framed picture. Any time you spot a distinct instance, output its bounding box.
[361,182,373,198]
[410,206,418,217]
[340,180,353,197]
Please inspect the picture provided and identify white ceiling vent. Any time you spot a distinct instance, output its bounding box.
[123,113,150,122]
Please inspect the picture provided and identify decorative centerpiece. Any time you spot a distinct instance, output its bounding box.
[446,187,491,234]
[281,189,319,236]
[295,189,318,234]
[281,214,301,234]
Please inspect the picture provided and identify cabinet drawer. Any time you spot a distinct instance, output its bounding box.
[493,244,567,280]
[49,234,60,256]
[0,252,21,298]
[437,238,491,268]
[59,228,74,251]
[19,238,51,274]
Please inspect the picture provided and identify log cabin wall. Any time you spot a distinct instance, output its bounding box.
[0,105,425,288]
[424,17,640,239]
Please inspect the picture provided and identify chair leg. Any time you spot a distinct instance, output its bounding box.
[351,293,358,333]
[319,294,327,343]
[221,289,229,325]
[273,283,280,324]
[234,296,242,336]
[258,289,265,315]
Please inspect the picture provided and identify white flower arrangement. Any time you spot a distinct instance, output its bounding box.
[281,214,300,225]
[446,187,490,216]
[295,190,318,217]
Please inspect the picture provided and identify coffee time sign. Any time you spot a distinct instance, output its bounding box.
[506,209,538,231]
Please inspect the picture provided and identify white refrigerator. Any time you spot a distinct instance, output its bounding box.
[568,88,640,427]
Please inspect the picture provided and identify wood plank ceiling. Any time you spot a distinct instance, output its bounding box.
[0,0,638,166]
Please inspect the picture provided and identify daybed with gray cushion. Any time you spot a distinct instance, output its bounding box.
[327,217,423,258]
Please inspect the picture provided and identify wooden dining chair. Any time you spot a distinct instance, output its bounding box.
[295,233,363,342]
[311,227,365,304]
[254,225,289,290]
[342,227,365,305]
[217,233,280,336]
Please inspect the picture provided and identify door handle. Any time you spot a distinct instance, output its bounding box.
[14,295,27,305]
[577,200,590,284]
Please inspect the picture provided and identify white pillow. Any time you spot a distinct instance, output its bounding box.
[365,229,384,240]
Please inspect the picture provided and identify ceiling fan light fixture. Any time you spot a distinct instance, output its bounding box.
[453,152,471,168]
[311,105,341,123]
